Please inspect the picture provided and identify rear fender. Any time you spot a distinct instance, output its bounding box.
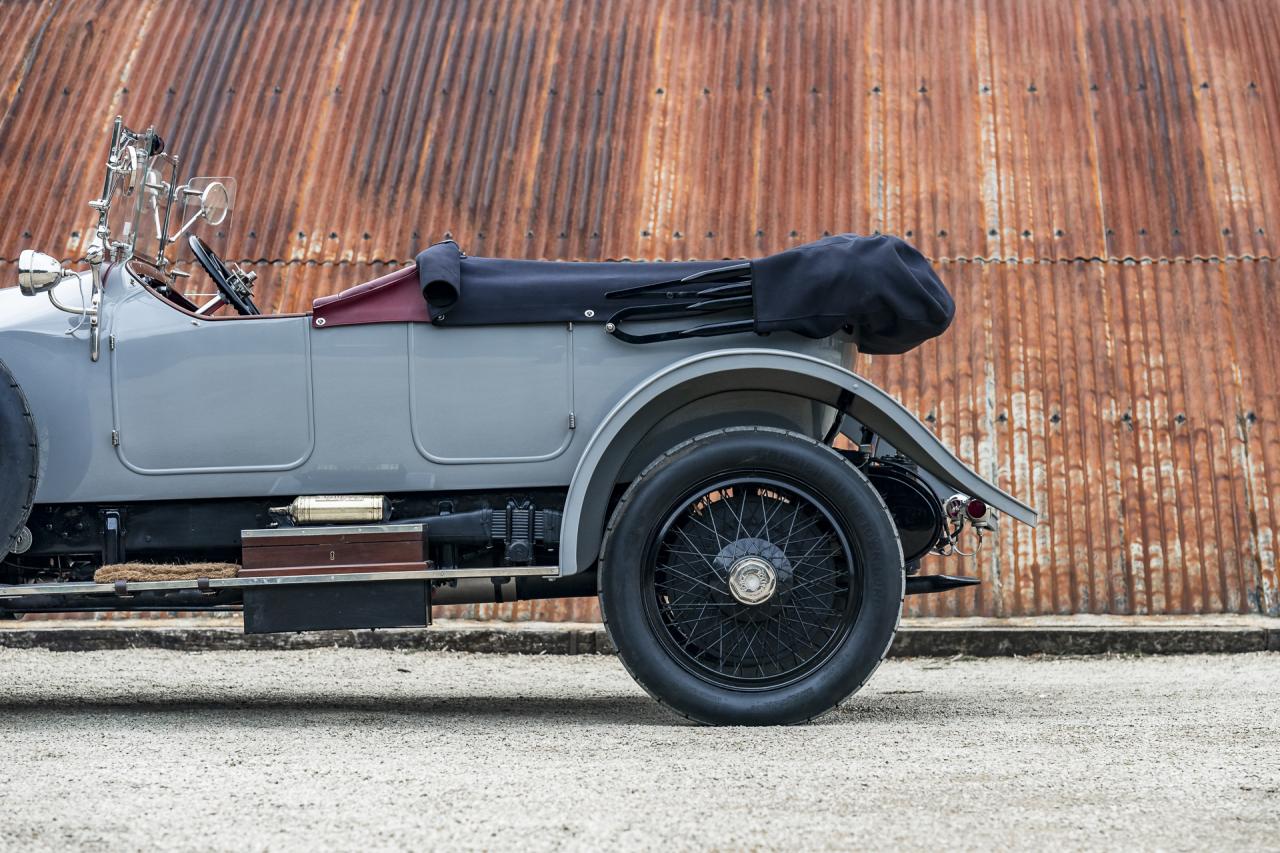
[558,348,1037,576]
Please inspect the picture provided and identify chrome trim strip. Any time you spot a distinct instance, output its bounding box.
[240,523,425,539]
[0,566,558,598]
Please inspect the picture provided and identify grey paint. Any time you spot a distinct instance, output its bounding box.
[0,268,829,501]
[408,323,573,463]
[558,349,1038,575]
[111,289,315,473]
[0,265,1034,574]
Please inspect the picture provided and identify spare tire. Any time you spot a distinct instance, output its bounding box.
[0,358,38,562]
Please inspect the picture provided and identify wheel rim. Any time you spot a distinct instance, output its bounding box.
[642,475,861,690]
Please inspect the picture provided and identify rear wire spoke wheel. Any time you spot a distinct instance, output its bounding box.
[600,428,904,726]
[647,478,857,689]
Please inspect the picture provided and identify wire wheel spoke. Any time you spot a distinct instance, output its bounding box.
[645,475,862,689]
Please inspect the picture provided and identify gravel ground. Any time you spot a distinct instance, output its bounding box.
[0,649,1276,852]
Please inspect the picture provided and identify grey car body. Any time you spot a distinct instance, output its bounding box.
[0,269,1033,573]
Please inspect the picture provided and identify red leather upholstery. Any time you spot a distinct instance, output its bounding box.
[311,266,429,329]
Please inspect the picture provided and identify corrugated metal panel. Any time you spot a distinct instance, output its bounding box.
[7,0,1275,270]
[0,0,1276,617]
[878,259,1277,617]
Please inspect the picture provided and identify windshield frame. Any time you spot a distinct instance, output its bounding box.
[91,117,181,271]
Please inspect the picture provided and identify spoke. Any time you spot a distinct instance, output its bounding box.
[662,589,714,610]
[778,500,805,551]
[663,546,729,563]
[788,581,844,611]
[756,489,773,540]
[683,611,737,648]
[656,563,724,595]
[779,515,825,552]
[790,554,843,575]
[769,610,819,650]
[788,570,846,594]
[657,555,715,588]
[738,486,754,541]
[765,616,786,673]
[778,533,838,549]
[729,621,764,676]
[658,588,708,610]
[790,557,842,576]
[780,601,836,633]
[682,508,728,551]
[745,620,766,673]
[663,548,713,577]
[667,601,713,636]
[788,531,842,569]
[788,558,849,578]
[758,491,793,540]
[784,602,843,616]
[787,588,840,614]
[780,596,836,627]
[720,485,748,540]
[670,528,726,581]
[712,618,746,664]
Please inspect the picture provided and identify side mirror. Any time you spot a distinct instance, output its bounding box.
[169,178,235,243]
[199,181,231,226]
[17,250,67,296]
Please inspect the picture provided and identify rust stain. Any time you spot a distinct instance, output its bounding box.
[0,0,1277,618]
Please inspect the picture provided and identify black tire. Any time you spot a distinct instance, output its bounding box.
[0,359,38,562]
[599,427,904,725]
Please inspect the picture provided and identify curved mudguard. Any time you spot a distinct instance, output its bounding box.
[0,359,39,561]
[558,348,1037,576]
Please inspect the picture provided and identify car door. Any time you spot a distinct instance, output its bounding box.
[109,287,314,474]
[407,323,574,464]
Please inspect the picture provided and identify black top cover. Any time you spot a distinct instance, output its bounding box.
[417,241,725,325]
[416,234,953,354]
[749,234,954,354]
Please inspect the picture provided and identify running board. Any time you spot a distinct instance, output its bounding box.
[905,574,981,595]
[0,565,559,599]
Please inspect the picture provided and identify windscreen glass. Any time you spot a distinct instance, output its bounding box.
[103,143,146,256]
[132,153,179,266]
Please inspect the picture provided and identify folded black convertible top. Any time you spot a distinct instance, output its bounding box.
[416,233,953,355]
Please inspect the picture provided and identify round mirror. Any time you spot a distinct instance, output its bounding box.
[199,181,231,226]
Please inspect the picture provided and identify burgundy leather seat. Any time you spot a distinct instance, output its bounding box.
[311,266,427,329]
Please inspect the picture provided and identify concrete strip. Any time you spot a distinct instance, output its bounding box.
[0,615,1275,656]
[3,651,1278,850]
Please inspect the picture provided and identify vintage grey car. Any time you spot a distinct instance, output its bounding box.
[0,120,1035,724]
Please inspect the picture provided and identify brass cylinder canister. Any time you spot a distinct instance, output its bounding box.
[269,495,389,524]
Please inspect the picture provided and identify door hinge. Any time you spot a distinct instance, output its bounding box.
[111,430,120,447]
[109,334,116,351]
[568,412,576,430]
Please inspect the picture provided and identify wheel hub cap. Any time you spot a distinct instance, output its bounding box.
[727,556,777,605]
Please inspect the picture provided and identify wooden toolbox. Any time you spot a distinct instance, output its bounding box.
[239,523,429,577]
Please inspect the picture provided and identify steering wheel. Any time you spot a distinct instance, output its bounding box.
[189,235,260,316]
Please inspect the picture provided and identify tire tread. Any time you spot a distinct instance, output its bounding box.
[598,426,905,725]
[0,359,39,560]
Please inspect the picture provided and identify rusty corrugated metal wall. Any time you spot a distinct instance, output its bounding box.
[1,0,1277,619]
